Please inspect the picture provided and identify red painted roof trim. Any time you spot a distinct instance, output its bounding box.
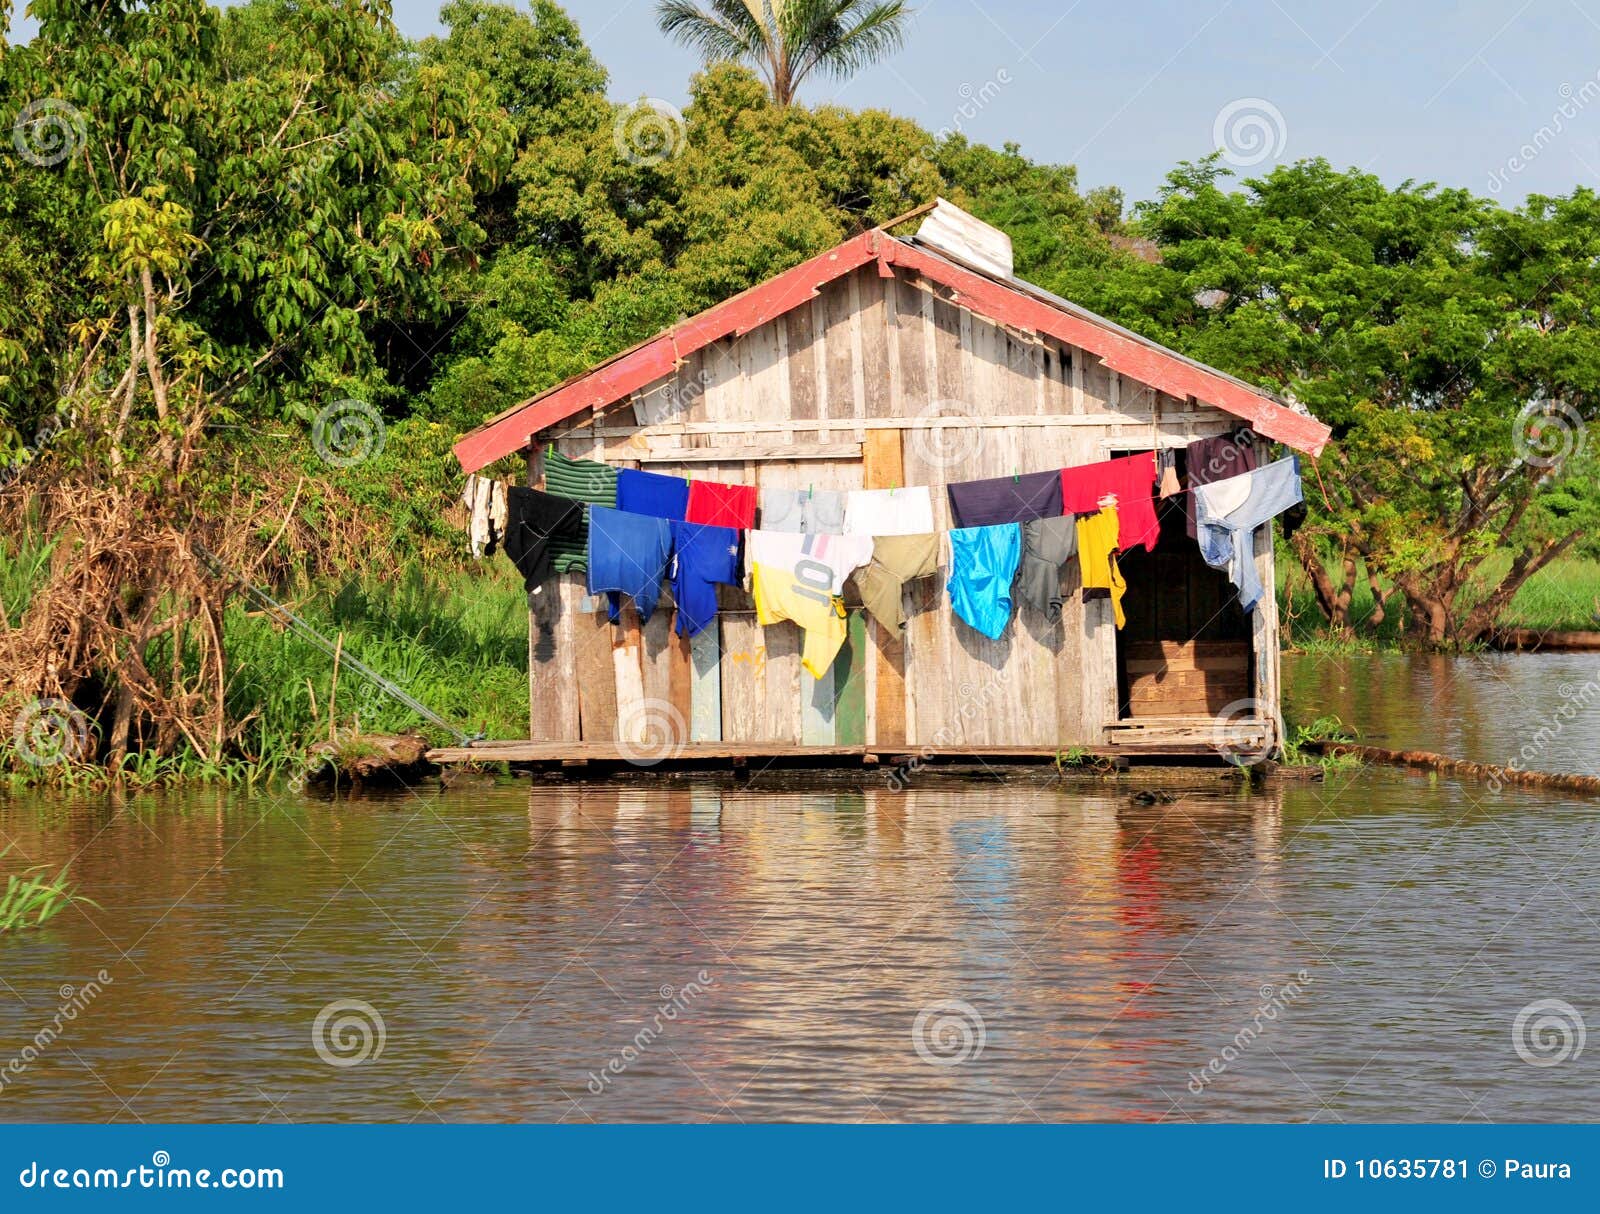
[453,233,880,474]
[454,229,1329,473]
[877,239,1331,456]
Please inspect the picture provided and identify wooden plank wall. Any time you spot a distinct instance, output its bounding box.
[532,265,1276,751]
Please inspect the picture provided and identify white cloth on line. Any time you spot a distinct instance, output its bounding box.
[842,486,935,536]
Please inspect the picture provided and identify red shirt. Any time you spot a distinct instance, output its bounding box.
[685,479,758,529]
[1059,452,1160,553]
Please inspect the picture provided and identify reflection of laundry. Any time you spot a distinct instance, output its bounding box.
[947,524,1021,640]
[690,789,722,847]
[843,486,935,536]
[949,819,1014,908]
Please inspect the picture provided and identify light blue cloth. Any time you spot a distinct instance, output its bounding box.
[947,524,1021,640]
[1194,456,1303,613]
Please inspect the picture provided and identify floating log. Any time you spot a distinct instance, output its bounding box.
[1307,740,1600,795]
[1490,628,1600,652]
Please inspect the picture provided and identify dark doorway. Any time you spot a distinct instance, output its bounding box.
[1115,450,1252,719]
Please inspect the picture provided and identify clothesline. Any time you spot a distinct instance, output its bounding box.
[480,440,1304,679]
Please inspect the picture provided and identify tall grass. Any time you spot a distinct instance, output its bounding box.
[226,562,531,765]
[0,845,95,933]
[0,516,531,784]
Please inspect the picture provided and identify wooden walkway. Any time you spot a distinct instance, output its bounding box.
[426,727,1267,768]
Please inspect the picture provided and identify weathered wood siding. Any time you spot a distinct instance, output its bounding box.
[527,265,1276,751]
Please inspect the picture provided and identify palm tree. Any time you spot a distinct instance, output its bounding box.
[656,0,913,106]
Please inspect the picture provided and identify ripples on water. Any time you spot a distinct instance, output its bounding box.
[0,655,1596,1124]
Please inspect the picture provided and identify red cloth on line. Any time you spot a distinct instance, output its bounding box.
[1059,452,1160,553]
[685,479,758,529]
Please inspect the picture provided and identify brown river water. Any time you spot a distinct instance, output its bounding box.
[1,652,1598,1123]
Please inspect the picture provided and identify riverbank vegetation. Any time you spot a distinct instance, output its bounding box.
[0,845,94,932]
[2,0,1598,781]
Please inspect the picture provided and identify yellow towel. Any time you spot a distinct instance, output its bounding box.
[751,562,850,678]
[1075,505,1126,629]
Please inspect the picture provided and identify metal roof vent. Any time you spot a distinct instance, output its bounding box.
[914,197,1014,281]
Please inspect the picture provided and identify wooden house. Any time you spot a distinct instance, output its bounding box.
[444,202,1330,766]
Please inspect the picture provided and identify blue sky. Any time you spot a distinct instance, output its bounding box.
[17,0,1600,205]
[409,0,1600,204]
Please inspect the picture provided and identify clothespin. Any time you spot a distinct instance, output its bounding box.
[1013,467,1020,484]
[809,484,814,499]
[890,483,897,496]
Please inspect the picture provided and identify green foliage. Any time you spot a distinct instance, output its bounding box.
[225,564,532,763]
[0,845,96,933]
[0,0,516,428]
[657,0,911,106]
[1068,156,1600,644]
[1279,715,1360,772]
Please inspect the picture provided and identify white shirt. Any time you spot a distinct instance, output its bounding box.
[842,486,935,536]
[745,530,875,594]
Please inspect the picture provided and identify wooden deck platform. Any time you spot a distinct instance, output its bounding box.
[426,718,1269,768]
